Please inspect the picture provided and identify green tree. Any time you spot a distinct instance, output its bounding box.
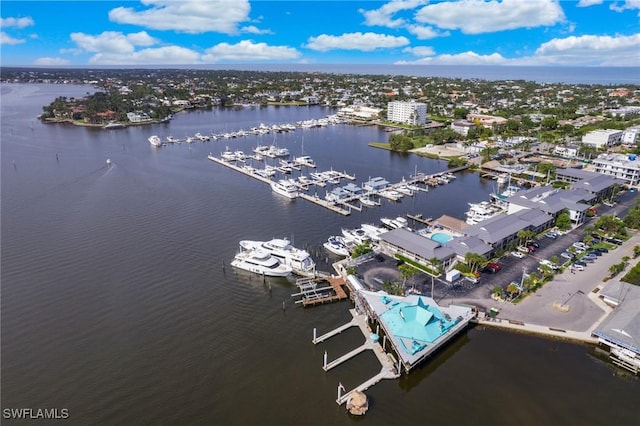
[398,263,419,293]
[555,210,572,231]
[464,252,487,273]
[382,280,403,296]
[350,241,372,258]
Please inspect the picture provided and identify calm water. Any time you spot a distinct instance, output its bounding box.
[2,84,638,425]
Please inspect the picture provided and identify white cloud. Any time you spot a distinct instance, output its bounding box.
[202,40,300,62]
[1,31,26,45]
[533,33,640,66]
[33,57,71,66]
[396,51,508,65]
[360,0,428,28]
[610,0,640,13]
[405,24,446,40]
[402,46,435,56]
[89,46,201,65]
[306,32,409,52]
[70,31,158,54]
[108,0,255,35]
[240,25,272,35]
[415,0,565,34]
[577,0,603,6]
[0,17,34,28]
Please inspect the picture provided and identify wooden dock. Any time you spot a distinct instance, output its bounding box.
[292,276,349,307]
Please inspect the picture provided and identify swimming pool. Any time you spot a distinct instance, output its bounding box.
[430,232,453,244]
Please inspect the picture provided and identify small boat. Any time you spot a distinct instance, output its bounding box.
[359,194,379,207]
[323,236,350,257]
[381,216,410,230]
[221,147,236,161]
[230,249,292,277]
[148,135,162,147]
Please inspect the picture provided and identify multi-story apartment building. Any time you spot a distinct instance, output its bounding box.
[386,100,427,125]
[592,154,640,185]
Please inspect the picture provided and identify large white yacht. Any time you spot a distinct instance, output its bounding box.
[293,155,317,168]
[239,238,315,275]
[148,135,162,147]
[230,249,292,277]
[271,179,299,199]
[465,201,501,225]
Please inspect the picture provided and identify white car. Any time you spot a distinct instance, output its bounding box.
[511,251,525,258]
[572,263,585,271]
[572,242,588,251]
[539,259,559,269]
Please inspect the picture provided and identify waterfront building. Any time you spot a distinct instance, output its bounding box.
[378,228,456,271]
[386,100,427,125]
[355,291,475,373]
[581,129,623,149]
[591,154,640,186]
[337,105,382,121]
[592,281,640,374]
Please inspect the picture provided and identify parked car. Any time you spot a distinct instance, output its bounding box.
[560,252,573,259]
[465,275,479,284]
[517,246,530,254]
[574,261,587,267]
[545,232,557,239]
[582,253,598,260]
[481,266,499,274]
[595,247,609,253]
[539,259,559,269]
[573,242,588,250]
[527,245,537,253]
[511,251,525,258]
[528,242,540,249]
[486,262,501,271]
[582,257,595,263]
[603,201,615,207]
[572,263,585,271]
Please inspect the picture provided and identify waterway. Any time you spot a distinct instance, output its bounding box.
[1,84,638,425]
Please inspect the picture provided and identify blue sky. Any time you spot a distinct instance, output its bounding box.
[1,0,639,67]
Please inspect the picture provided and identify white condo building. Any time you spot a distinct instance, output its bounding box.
[387,100,427,125]
[592,154,640,185]
[581,129,623,149]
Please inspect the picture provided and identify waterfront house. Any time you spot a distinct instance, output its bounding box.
[378,228,456,272]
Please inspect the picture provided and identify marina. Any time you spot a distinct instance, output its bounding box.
[207,152,468,216]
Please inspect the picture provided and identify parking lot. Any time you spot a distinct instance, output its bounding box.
[353,188,638,314]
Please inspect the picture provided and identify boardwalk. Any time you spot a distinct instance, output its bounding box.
[292,276,349,307]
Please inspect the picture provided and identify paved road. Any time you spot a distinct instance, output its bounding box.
[353,189,639,333]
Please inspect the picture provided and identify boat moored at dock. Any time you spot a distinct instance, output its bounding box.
[271,179,299,199]
[148,135,162,147]
[239,238,315,275]
[230,249,293,277]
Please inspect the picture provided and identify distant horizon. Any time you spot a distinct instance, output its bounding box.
[3,64,639,86]
[1,1,638,67]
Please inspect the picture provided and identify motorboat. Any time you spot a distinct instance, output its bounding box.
[465,201,501,225]
[360,223,387,240]
[380,216,410,230]
[323,236,350,257]
[221,147,236,161]
[293,155,317,168]
[341,227,370,245]
[239,238,315,275]
[148,135,162,147]
[230,249,292,277]
[359,193,379,207]
[271,179,299,199]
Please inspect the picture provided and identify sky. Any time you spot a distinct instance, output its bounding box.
[1,0,639,67]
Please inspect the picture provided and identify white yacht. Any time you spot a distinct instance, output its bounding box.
[360,223,387,241]
[323,236,350,257]
[381,216,410,230]
[359,193,379,207]
[239,238,315,275]
[230,249,292,277]
[341,227,371,245]
[293,155,317,168]
[271,179,299,199]
[221,148,236,161]
[465,201,501,225]
[148,135,162,147]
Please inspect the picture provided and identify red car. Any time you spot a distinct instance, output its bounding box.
[486,262,501,271]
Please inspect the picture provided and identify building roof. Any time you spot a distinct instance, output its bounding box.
[445,236,493,256]
[380,228,455,261]
[593,281,640,354]
[464,214,529,244]
[571,173,624,193]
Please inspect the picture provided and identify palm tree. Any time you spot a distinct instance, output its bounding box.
[398,263,419,294]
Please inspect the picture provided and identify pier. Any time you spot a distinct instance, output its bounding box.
[292,276,349,307]
[313,309,400,406]
[208,153,469,216]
